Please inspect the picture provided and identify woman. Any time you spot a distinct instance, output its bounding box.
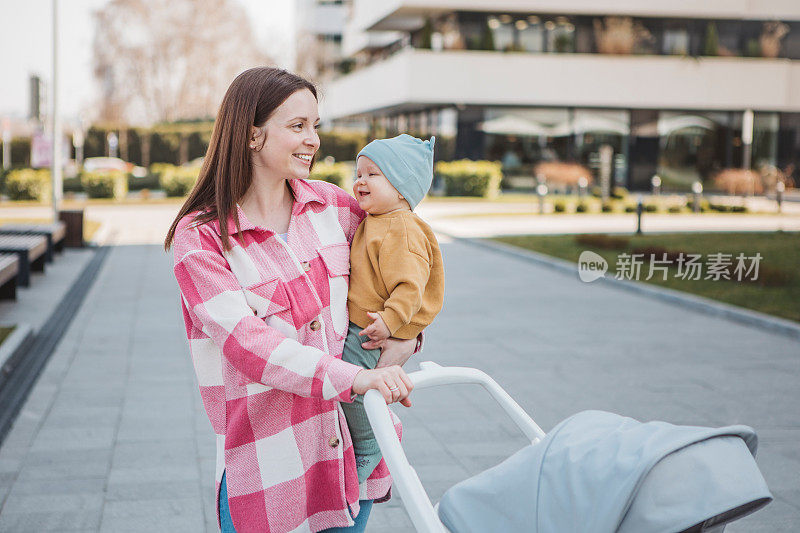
[164,67,418,533]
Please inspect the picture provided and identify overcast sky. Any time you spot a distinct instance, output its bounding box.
[0,0,296,121]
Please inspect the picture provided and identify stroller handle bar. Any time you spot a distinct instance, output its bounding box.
[363,362,547,533]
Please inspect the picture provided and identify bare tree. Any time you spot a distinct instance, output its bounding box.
[93,0,273,124]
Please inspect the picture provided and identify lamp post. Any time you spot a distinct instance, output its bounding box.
[635,193,643,235]
[2,118,10,170]
[50,0,63,222]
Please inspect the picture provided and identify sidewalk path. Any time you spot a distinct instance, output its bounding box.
[0,209,796,531]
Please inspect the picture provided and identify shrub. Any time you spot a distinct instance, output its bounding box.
[554,201,566,213]
[161,166,200,197]
[575,234,629,250]
[82,171,128,199]
[668,205,682,213]
[63,175,84,193]
[128,172,161,191]
[624,205,637,213]
[644,204,658,212]
[318,130,368,163]
[435,160,502,198]
[750,265,793,287]
[576,202,588,213]
[309,161,352,188]
[601,202,613,213]
[5,169,51,201]
[611,186,629,200]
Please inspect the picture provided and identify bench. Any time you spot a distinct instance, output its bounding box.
[0,222,67,263]
[0,235,48,287]
[0,254,19,300]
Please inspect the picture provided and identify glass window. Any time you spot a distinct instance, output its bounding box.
[752,112,779,170]
[518,16,544,53]
[657,111,729,190]
[483,108,571,176]
[545,17,575,53]
[783,22,800,59]
[663,21,690,55]
[573,110,630,187]
[489,15,515,51]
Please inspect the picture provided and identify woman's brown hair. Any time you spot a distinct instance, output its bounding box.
[164,67,317,251]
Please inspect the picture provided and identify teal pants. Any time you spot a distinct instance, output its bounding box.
[341,321,383,483]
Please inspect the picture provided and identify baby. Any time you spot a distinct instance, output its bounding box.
[342,134,445,483]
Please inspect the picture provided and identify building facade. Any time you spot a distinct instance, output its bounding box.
[321,1,800,192]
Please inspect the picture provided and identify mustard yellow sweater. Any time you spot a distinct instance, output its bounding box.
[348,210,444,339]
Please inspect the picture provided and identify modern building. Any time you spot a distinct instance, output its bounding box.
[294,0,350,84]
[321,1,800,192]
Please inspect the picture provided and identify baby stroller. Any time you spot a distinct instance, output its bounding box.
[364,362,773,533]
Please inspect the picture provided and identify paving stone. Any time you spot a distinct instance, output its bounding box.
[0,237,796,531]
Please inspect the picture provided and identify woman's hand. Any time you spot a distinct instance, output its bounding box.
[352,366,414,407]
[366,337,416,369]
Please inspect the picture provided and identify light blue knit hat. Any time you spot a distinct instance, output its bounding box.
[356,134,435,210]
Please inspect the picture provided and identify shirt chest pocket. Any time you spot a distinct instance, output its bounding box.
[317,242,351,339]
[243,276,291,325]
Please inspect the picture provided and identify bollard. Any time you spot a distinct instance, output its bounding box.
[776,181,785,213]
[536,183,548,214]
[636,194,643,235]
[578,176,588,199]
[651,175,661,196]
[691,181,703,213]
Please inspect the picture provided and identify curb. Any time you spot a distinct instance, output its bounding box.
[455,235,800,342]
[0,324,35,390]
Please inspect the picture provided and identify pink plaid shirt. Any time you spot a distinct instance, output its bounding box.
[172,179,402,533]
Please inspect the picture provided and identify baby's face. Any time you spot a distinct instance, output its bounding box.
[353,156,408,215]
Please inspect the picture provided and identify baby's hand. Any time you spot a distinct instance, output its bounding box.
[360,312,390,342]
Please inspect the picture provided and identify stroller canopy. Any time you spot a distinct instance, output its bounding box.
[438,410,772,533]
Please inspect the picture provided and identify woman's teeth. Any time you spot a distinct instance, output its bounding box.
[293,154,312,163]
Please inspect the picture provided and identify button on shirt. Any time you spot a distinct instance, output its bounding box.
[172,179,403,533]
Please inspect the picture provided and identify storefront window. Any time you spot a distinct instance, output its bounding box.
[752,112,779,170]
[483,108,570,181]
[573,110,630,187]
[657,111,729,189]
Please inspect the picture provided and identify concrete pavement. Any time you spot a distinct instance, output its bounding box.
[0,204,796,531]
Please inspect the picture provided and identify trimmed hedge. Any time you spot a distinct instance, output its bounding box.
[160,165,201,197]
[435,160,502,198]
[309,161,352,188]
[5,169,51,201]
[82,171,128,199]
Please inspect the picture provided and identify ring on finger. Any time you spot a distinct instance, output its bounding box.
[388,386,399,392]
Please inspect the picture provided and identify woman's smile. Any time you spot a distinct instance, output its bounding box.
[293,153,313,165]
